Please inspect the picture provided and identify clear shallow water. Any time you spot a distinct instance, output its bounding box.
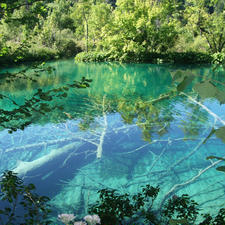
[0,60,225,223]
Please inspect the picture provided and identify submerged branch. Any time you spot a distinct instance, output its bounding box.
[148,145,168,173]
[159,158,224,209]
[181,92,225,126]
[168,137,206,171]
[5,137,77,152]
[96,95,107,159]
[12,142,82,177]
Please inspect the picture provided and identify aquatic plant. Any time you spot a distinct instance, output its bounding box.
[0,170,51,225]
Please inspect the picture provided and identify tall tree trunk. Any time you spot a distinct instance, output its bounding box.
[25,0,29,10]
[86,21,89,52]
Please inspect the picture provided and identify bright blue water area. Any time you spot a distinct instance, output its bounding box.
[0,60,225,223]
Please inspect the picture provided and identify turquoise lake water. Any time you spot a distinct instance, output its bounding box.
[0,60,225,224]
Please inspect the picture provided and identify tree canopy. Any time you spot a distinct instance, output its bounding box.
[1,0,225,64]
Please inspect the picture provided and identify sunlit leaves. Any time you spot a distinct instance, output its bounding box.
[0,3,7,9]
[99,0,178,61]
[185,0,225,53]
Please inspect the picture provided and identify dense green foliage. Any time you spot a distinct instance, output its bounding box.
[1,171,225,224]
[0,170,51,224]
[89,185,160,224]
[89,186,225,225]
[1,0,225,64]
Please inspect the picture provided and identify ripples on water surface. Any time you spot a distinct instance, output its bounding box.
[0,60,225,223]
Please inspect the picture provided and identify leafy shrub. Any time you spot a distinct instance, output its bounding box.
[56,39,81,58]
[0,171,51,225]
[165,52,213,64]
[1,171,225,224]
[75,51,110,62]
[212,52,225,64]
[28,46,58,61]
[162,194,199,224]
[75,51,213,64]
[143,52,213,64]
[89,185,160,225]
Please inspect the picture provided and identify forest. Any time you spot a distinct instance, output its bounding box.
[0,0,225,65]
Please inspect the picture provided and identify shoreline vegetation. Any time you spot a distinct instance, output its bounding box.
[75,51,215,64]
[1,0,225,67]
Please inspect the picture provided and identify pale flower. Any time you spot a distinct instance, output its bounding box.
[74,221,87,225]
[58,213,76,224]
[92,215,101,224]
[84,214,101,225]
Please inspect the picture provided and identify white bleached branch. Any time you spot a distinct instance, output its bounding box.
[181,92,225,126]
[5,137,77,153]
[12,142,82,177]
[96,95,107,159]
[159,158,224,209]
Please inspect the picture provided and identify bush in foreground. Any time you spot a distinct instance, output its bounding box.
[0,171,225,225]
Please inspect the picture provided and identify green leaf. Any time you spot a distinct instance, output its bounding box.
[206,156,225,161]
[216,166,225,173]
[0,3,7,9]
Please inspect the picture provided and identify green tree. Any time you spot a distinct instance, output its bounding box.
[185,0,225,53]
[71,0,93,52]
[99,0,178,61]
[88,2,112,50]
